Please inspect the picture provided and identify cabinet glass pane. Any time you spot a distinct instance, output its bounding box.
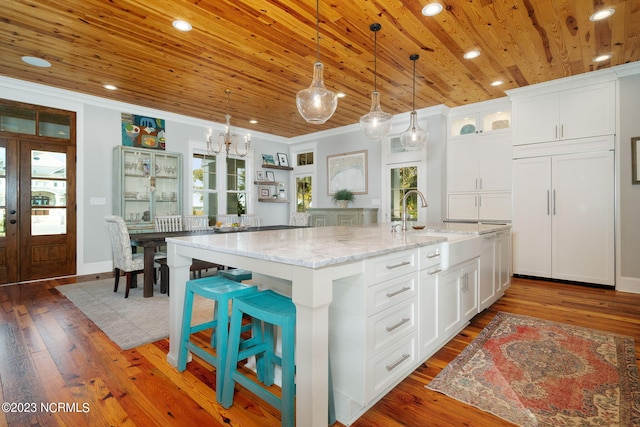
[124,151,152,176]
[39,111,71,139]
[0,104,36,135]
[155,153,179,177]
[450,116,477,137]
[482,111,511,132]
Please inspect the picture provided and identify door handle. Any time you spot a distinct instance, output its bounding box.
[10,219,16,224]
[9,210,16,215]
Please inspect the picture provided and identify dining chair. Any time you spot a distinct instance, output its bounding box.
[216,214,240,225]
[105,215,161,298]
[154,215,222,292]
[183,215,210,231]
[240,214,261,227]
[289,212,310,226]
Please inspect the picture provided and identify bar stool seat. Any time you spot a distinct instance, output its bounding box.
[177,275,258,403]
[218,268,252,282]
[221,290,335,426]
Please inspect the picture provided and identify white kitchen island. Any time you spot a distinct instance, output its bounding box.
[165,223,509,426]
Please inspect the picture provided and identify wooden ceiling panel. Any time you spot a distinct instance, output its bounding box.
[0,0,638,138]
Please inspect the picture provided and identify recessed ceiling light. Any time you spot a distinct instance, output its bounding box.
[589,8,615,21]
[103,84,118,90]
[172,20,192,32]
[463,50,481,60]
[249,119,258,124]
[593,54,612,62]
[21,56,51,68]
[336,92,346,98]
[422,3,443,16]
[491,80,504,87]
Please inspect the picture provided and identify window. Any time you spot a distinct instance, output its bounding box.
[226,157,247,215]
[297,151,314,166]
[192,154,217,220]
[390,165,419,222]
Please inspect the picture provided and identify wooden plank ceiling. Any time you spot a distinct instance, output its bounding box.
[1,0,638,138]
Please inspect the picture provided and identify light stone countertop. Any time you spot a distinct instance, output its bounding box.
[166,223,450,269]
[423,221,511,235]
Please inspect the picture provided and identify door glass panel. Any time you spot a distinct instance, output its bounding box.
[390,166,418,221]
[32,208,66,236]
[0,104,36,135]
[31,150,67,235]
[39,111,71,139]
[0,209,5,237]
[295,176,312,212]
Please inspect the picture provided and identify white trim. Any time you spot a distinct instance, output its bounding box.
[615,276,640,294]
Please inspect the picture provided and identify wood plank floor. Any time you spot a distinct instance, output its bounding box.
[1,276,640,426]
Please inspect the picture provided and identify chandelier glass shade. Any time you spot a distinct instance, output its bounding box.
[359,23,392,141]
[400,54,428,150]
[207,89,250,157]
[296,0,338,124]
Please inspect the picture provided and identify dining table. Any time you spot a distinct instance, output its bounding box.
[129,225,302,297]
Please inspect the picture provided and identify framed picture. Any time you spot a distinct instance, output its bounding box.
[327,150,368,195]
[633,137,640,184]
[277,152,289,167]
[260,187,271,198]
[255,170,265,181]
[262,154,276,165]
[265,171,275,182]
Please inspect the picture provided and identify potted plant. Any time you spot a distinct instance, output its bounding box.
[333,189,355,208]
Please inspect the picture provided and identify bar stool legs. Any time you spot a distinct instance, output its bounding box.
[177,276,258,403]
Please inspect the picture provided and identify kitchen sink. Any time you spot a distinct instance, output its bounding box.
[421,232,481,269]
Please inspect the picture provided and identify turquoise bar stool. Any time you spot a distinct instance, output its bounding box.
[221,290,336,426]
[218,268,252,282]
[177,275,258,403]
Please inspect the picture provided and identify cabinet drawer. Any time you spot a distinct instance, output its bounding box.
[367,298,416,355]
[367,272,418,316]
[419,244,442,270]
[365,249,418,284]
[367,333,416,402]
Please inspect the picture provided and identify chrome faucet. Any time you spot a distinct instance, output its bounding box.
[402,189,428,231]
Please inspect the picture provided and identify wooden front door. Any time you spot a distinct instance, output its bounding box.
[0,101,77,284]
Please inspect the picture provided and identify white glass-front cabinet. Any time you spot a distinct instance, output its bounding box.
[113,146,182,233]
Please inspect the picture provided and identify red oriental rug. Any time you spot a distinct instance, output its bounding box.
[426,312,640,426]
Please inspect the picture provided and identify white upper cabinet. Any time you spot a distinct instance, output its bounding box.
[512,81,615,145]
[449,98,511,138]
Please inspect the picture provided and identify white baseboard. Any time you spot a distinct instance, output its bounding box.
[615,276,640,294]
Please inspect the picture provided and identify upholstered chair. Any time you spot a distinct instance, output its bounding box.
[105,215,156,298]
[289,212,310,226]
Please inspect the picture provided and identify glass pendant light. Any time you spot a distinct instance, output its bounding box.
[296,0,338,124]
[400,54,428,150]
[359,23,392,141]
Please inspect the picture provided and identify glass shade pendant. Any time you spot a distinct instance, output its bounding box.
[359,23,392,141]
[296,0,338,124]
[400,54,427,150]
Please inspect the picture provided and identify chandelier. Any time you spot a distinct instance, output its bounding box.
[295,0,338,124]
[400,54,428,150]
[359,22,392,141]
[207,89,250,157]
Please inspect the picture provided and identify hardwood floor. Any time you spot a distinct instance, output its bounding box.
[1,276,640,426]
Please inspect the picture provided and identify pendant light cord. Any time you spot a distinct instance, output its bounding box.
[410,54,419,111]
[373,29,378,91]
[315,0,320,63]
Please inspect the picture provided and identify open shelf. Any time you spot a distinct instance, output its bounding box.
[262,164,293,171]
[258,198,289,203]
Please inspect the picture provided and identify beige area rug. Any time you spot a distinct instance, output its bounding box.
[56,277,215,350]
[427,312,640,426]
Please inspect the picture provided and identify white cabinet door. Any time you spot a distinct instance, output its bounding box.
[438,268,462,340]
[512,157,552,277]
[560,83,615,141]
[478,192,512,221]
[447,194,478,221]
[551,151,614,285]
[513,93,559,145]
[479,134,513,191]
[496,230,511,294]
[419,269,440,360]
[447,139,479,192]
[479,233,497,311]
[460,259,479,321]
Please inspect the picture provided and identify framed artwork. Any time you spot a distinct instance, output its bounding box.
[633,137,640,184]
[255,170,265,181]
[327,150,368,195]
[260,187,271,197]
[265,171,275,182]
[277,152,289,167]
[262,154,276,165]
[121,113,166,150]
